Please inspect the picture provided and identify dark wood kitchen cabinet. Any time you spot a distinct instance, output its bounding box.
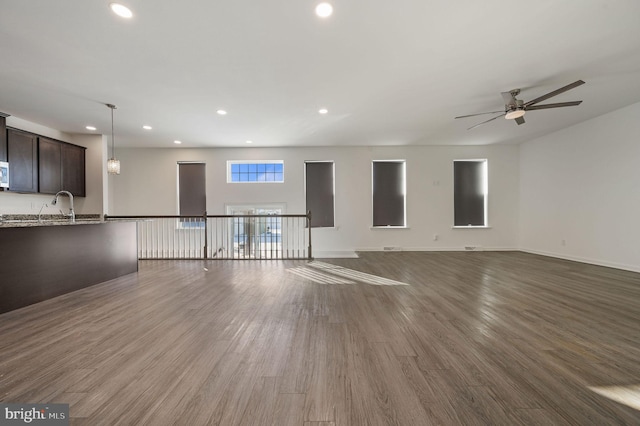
[38,137,86,196]
[61,142,85,196]
[0,222,138,314]
[7,129,38,193]
[7,128,86,196]
[38,137,62,194]
[0,114,7,162]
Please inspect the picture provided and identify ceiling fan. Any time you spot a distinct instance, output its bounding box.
[455,80,585,130]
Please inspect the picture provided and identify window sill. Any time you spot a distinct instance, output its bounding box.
[370,226,411,230]
[227,181,284,184]
[451,225,492,229]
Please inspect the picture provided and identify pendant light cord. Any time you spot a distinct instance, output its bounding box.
[110,105,115,158]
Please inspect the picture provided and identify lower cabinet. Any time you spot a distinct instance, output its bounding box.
[0,222,139,314]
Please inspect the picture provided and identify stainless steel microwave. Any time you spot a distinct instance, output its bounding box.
[0,161,8,188]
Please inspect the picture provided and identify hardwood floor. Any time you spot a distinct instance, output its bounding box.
[1,251,640,425]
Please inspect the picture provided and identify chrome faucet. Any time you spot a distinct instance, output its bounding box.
[52,191,75,223]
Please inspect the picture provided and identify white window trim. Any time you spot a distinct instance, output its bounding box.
[227,160,285,183]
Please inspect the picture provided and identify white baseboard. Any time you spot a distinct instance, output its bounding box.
[354,246,518,252]
[519,248,640,273]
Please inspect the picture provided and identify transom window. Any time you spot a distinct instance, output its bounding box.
[227,160,284,183]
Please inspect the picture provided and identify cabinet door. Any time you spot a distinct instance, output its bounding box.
[7,129,38,193]
[0,116,6,162]
[39,137,62,194]
[61,143,85,197]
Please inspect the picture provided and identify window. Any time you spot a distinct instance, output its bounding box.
[227,160,284,183]
[178,162,206,227]
[372,160,406,227]
[305,161,335,228]
[453,159,487,227]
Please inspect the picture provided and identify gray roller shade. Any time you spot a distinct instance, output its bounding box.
[178,162,206,216]
[305,161,334,228]
[454,160,485,226]
[372,161,405,227]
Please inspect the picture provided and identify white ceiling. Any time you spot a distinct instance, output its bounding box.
[1,0,640,148]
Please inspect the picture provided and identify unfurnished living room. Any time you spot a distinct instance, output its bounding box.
[1,1,640,425]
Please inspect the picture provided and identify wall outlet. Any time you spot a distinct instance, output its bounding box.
[561,239,566,246]
[433,234,439,241]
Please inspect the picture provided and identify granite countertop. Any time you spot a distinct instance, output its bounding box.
[0,214,104,228]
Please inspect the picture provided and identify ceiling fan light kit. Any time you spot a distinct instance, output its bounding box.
[455,80,585,129]
[505,109,525,120]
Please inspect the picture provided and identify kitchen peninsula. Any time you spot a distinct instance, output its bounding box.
[0,218,138,314]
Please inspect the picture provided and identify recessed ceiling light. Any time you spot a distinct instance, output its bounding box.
[315,2,333,18]
[86,126,97,131]
[174,140,182,144]
[318,108,328,114]
[110,3,133,18]
[143,125,152,130]
[245,140,253,144]
[216,109,227,115]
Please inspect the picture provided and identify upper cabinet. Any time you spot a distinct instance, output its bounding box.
[38,137,62,194]
[38,137,86,197]
[61,143,85,197]
[7,129,38,193]
[7,128,86,196]
[0,114,7,162]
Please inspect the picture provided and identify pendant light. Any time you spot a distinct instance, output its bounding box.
[106,103,121,175]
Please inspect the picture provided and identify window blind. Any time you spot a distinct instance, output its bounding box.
[372,161,405,227]
[178,162,206,216]
[305,161,335,228]
[454,160,486,226]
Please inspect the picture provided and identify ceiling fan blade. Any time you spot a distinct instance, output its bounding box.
[455,110,504,119]
[515,116,525,125]
[524,80,585,107]
[526,101,583,110]
[467,113,505,130]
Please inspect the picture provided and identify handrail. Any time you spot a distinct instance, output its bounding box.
[105,213,311,219]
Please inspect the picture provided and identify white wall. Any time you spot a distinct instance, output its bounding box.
[0,116,107,215]
[111,145,520,256]
[519,101,640,272]
[6,105,638,269]
[69,133,107,215]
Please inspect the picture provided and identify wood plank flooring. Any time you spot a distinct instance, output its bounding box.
[1,251,640,425]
